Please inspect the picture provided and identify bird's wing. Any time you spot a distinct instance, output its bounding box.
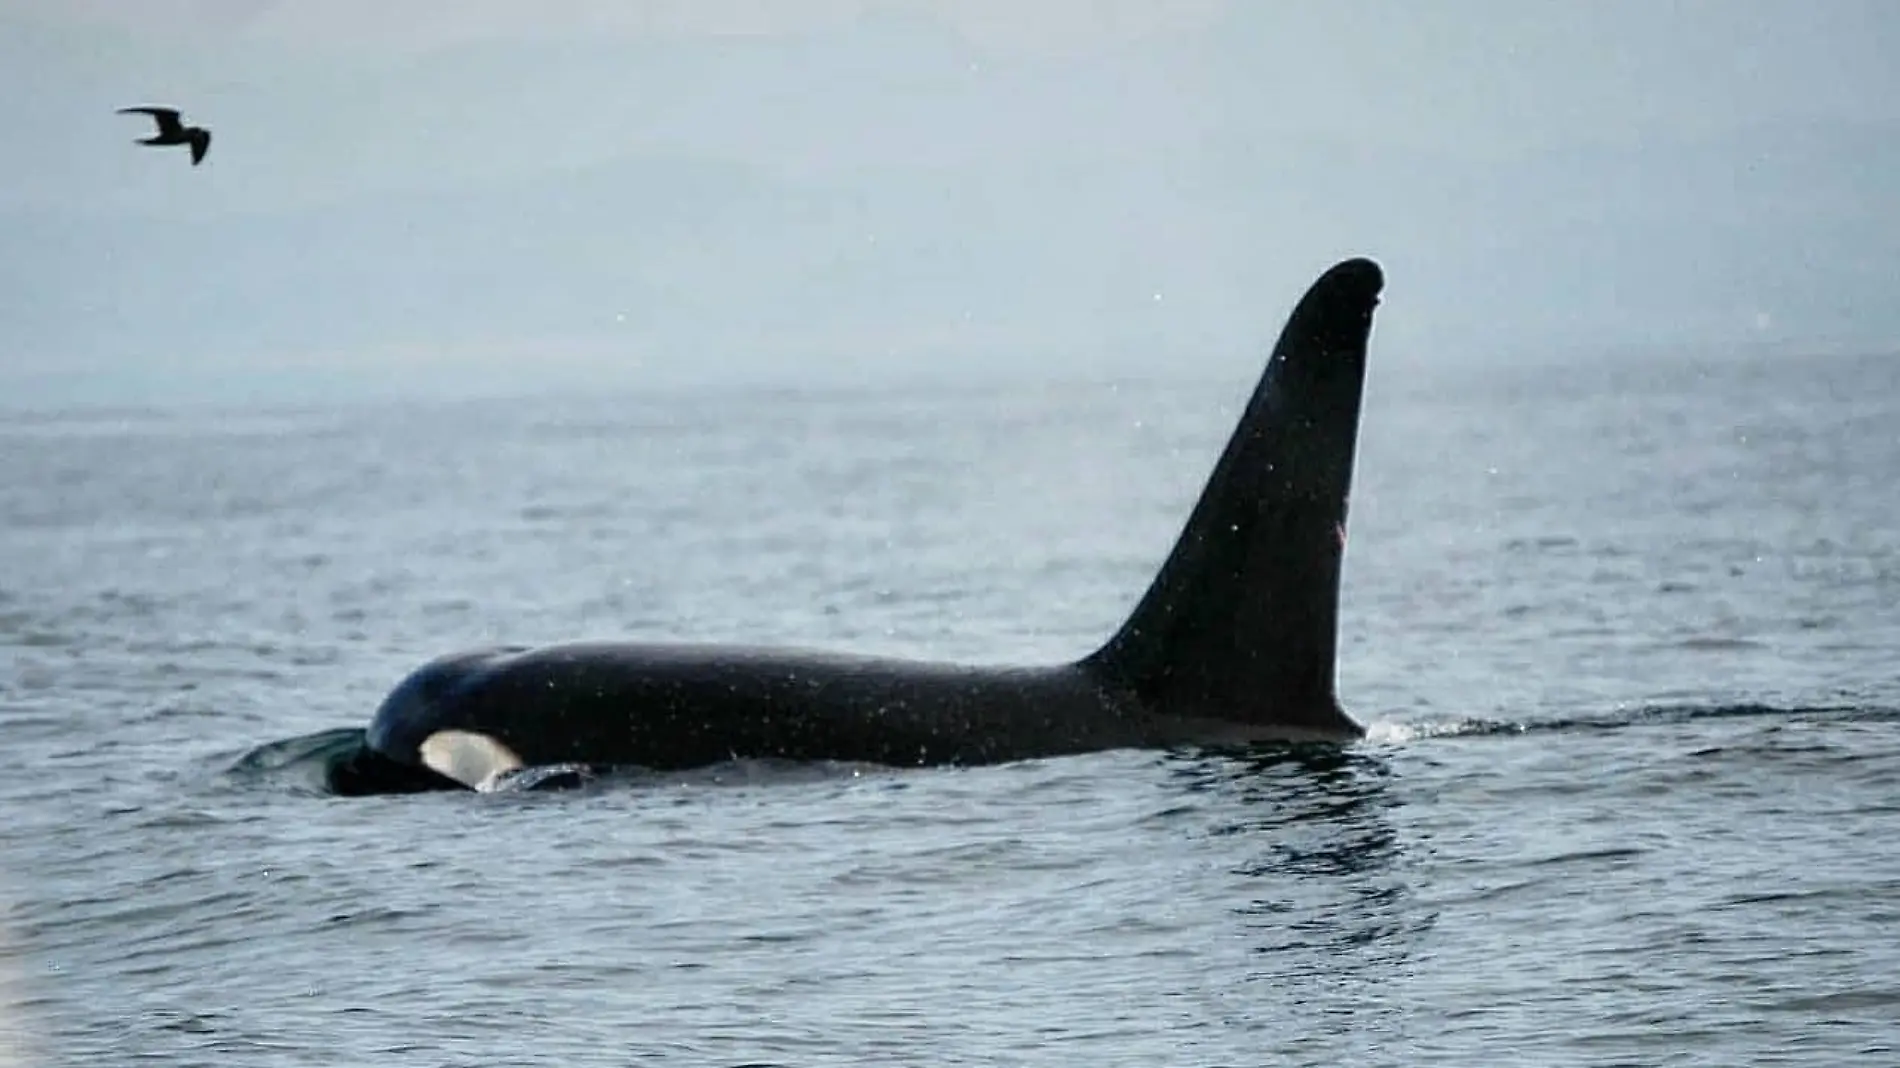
[188,128,211,165]
[118,106,184,135]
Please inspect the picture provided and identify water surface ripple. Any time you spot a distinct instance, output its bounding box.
[4,351,1898,1065]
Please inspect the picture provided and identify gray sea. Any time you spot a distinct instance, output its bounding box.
[3,345,1898,1066]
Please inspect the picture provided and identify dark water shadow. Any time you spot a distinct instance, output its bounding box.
[1165,743,1400,872]
[1158,744,1430,979]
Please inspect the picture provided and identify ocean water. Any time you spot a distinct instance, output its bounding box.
[3,346,1898,1066]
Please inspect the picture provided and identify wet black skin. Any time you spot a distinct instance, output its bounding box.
[339,258,1385,793]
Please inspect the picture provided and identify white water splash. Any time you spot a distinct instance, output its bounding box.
[1362,717,1526,746]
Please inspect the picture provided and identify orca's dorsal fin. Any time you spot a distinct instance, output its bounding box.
[1085,258,1383,737]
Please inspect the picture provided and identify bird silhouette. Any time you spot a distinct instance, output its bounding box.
[118,106,211,165]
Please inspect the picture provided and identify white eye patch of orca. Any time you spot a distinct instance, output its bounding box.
[419,730,525,793]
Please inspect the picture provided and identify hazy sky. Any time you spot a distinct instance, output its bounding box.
[4,0,1897,405]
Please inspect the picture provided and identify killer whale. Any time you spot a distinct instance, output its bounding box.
[331,257,1385,794]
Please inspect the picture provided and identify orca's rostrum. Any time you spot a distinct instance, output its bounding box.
[332,257,1386,794]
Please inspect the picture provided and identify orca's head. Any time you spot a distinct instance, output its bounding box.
[361,646,530,789]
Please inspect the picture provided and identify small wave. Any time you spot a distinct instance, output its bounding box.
[1361,718,1524,744]
[232,727,903,799]
[224,727,385,796]
[1501,535,1580,553]
[1668,636,1768,652]
[228,727,366,778]
[237,702,1899,799]
[1519,845,1647,868]
[478,757,896,796]
[1360,702,1900,745]
[1765,988,1900,1015]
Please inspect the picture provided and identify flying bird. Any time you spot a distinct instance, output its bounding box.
[118,106,211,165]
